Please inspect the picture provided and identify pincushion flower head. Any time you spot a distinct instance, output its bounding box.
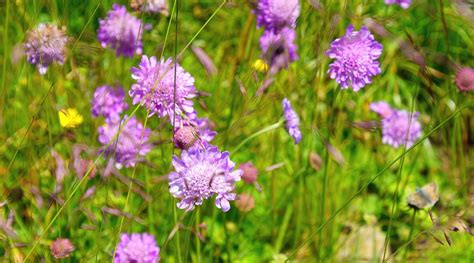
[256,0,300,31]
[98,4,144,57]
[91,85,128,123]
[260,27,298,72]
[114,233,160,263]
[282,98,302,144]
[24,23,68,75]
[326,25,383,91]
[168,145,242,212]
[385,0,411,9]
[370,102,422,148]
[98,116,152,168]
[130,56,197,122]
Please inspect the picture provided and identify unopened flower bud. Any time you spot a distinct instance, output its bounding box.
[174,126,198,150]
[456,67,474,92]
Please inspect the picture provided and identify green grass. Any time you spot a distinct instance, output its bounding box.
[0,0,473,262]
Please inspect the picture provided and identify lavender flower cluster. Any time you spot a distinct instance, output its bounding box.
[255,0,300,73]
[115,233,160,262]
[98,4,145,57]
[282,98,302,144]
[91,84,152,169]
[370,101,422,148]
[24,24,68,75]
[326,25,383,91]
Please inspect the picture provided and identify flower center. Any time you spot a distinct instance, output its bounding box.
[184,162,219,198]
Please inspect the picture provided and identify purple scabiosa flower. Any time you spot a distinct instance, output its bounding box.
[98,4,144,57]
[371,102,422,148]
[260,27,298,72]
[168,145,242,212]
[385,0,411,9]
[256,0,300,31]
[114,233,160,263]
[381,110,422,148]
[326,25,383,91]
[91,85,129,123]
[369,101,393,118]
[130,56,197,122]
[282,98,302,144]
[24,24,68,75]
[98,116,152,168]
[455,67,474,92]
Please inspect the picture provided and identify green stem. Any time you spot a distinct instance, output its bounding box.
[232,120,283,153]
[383,147,406,262]
[402,210,417,261]
[1,0,10,115]
[196,207,202,263]
[174,202,183,263]
[317,149,330,262]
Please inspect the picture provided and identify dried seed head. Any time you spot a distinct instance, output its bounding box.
[235,193,255,213]
[50,238,75,259]
[309,152,323,171]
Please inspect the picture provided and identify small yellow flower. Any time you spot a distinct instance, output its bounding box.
[252,59,268,73]
[59,108,83,128]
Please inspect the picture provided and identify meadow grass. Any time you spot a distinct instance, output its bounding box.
[0,0,473,262]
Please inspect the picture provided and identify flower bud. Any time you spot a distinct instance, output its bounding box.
[174,126,198,150]
[239,162,259,184]
[50,238,75,259]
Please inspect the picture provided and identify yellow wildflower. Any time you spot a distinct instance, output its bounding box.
[252,59,268,73]
[59,108,83,128]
